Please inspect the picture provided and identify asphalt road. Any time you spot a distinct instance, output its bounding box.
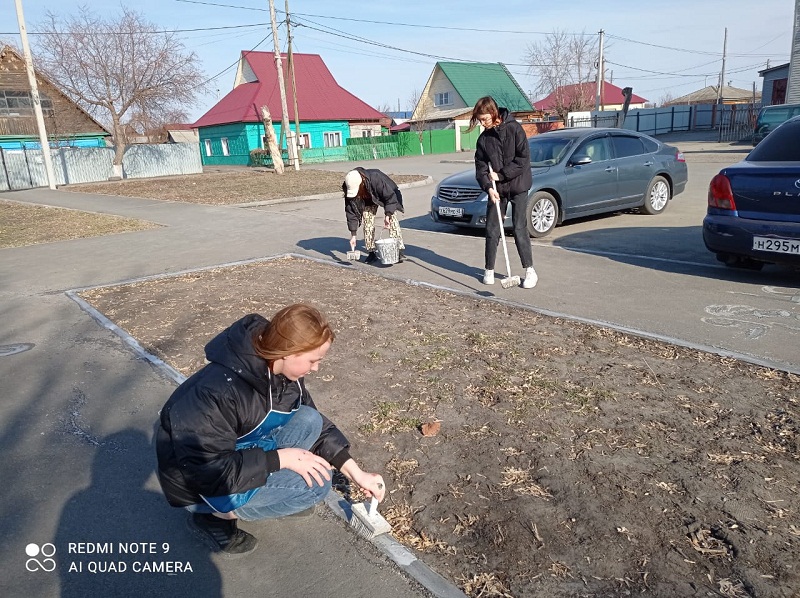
[256,137,800,374]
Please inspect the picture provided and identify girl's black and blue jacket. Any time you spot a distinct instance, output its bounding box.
[156,314,351,510]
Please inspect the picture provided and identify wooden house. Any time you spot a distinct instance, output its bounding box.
[0,45,110,150]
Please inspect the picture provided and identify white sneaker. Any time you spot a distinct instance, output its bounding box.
[523,267,538,289]
[482,269,495,285]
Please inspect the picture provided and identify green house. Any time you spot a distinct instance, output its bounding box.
[409,62,534,151]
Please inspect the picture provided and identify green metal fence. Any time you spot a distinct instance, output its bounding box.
[246,128,459,168]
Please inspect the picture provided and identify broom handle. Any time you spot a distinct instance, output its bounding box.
[489,163,513,276]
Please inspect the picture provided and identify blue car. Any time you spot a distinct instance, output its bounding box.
[430,127,688,238]
[703,115,800,270]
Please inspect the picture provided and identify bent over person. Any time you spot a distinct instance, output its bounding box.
[343,167,406,264]
[155,304,386,555]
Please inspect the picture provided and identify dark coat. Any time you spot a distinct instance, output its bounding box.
[155,314,351,507]
[474,108,532,198]
[344,167,404,234]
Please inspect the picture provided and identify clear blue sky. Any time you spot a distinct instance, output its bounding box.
[1,0,794,122]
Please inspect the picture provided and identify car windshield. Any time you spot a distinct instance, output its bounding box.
[529,136,574,166]
[747,120,800,161]
[758,107,799,126]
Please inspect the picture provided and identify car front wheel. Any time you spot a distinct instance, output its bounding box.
[639,176,670,215]
[526,191,559,238]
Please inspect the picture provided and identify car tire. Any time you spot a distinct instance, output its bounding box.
[639,175,670,215]
[716,253,765,271]
[526,191,559,238]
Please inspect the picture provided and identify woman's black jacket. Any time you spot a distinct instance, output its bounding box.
[155,314,351,507]
[474,108,532,198]
[343,167,405,234]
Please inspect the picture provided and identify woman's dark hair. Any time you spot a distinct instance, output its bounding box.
[468,96,500,132]
[253,304,335,364]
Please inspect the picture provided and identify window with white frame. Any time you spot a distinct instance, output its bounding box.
[221,137,230,156]
[323,131,342,147]
[204,139,212,156]
[434,92,452,107]
[299,133,311,148]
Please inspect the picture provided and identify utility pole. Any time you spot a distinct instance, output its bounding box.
[716,28,728,142]
[716,28,728,105]
[14,0,56,189]
[594,29,605,111]
[267,0,297,170]
[286,0,302,163]
[787,0,800,103]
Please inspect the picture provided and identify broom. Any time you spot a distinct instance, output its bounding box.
[349,485,391,540]
[346,237,361,260]
[489,163,521,289]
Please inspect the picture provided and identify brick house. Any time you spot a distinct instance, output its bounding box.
[0,45,110,150]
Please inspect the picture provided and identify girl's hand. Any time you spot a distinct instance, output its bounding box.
[349,235,357,251]
[339,458,386,502]
[383,214,391,228]
[490,171,499,181]
[277,448,332,488]
[355,472,386,502]
[488,188,500,203]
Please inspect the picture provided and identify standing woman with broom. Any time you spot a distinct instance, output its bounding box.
[343,167,406,264]
[470,96,537,288]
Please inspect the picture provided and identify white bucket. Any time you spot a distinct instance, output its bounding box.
[374,237,400,265]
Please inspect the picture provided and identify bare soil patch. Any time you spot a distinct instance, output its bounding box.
[79,257,799,598]
[0,199,159,249]
[64,169,427,205]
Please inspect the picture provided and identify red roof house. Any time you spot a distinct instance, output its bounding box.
[533,82,648,113]
[194,51,389,164]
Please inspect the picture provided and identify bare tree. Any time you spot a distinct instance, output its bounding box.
[524,30,599,119]
[658,91,676,107]
[34,6,206,178]
[408,89,432,155]
[374,102,394,116]
[127,106,190,143]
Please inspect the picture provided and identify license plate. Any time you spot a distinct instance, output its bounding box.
[752,236,800,255]
[438,206,464,217]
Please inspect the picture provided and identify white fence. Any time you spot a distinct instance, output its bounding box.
[0,143,203,192]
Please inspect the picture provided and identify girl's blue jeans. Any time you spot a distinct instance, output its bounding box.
[185,405,332,521]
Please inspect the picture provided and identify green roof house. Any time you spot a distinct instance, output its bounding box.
[410,62,533,151]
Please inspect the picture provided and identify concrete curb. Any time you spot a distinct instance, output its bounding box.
[227,176,434,208]
[64,251,468,598]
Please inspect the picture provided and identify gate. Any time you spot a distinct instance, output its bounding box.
[717,103,758,143]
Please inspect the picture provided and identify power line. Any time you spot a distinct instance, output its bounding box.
[606,33,787,58]
[173,0,582,35]
[194,33,272,88]
[0,22,269,35]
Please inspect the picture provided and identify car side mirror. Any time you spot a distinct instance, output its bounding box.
[570,154,592,166]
